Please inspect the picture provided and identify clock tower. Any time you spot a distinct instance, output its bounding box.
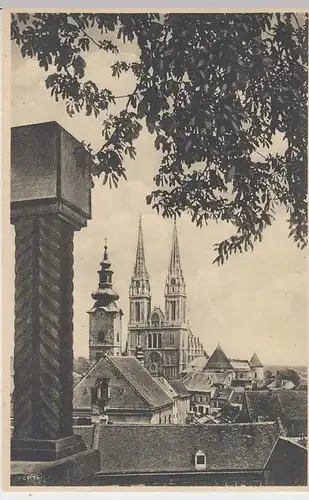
[88,240,123,363]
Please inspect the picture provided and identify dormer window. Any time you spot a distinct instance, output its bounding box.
[195,450,206,471]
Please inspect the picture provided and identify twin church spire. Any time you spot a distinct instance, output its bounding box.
[129,216,187,326]
[134,215,149,280]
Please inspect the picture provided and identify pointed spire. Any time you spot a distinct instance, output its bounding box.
[250,352,263,368]
[133,215,149,279]
[92,239,119,306]
[169,218,182,275]
[205,343,233,371]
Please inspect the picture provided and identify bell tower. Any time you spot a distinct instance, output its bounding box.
[88,239,123,362]
[165,219,187,325]
[129,215,151,327]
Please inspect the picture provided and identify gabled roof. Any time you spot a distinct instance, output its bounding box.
[230,359,252,371]
[276,390,307,421]
[205,344,233,371]
[244,389,307,423]
[95,422,279,474]
[107,356,174,408]
[169,379,190,398]
[244,391,279,422]
[181,356,209,375]
[73,356,173,410]
[183,372,214,393]
[250,352,263,368]
[155,376,178,399]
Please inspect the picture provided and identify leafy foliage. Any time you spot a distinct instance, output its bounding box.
[277,368,301,386]
[11,12,308,263]
[73,355,91,375]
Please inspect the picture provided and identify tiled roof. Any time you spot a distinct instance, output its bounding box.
[96,422,279,474]
[73,356,173,410]
[245,390,307,423]
[250,353,263,368]
[213,388,233,401]
[169,379,190,397]
[181,356,209,374]
[276,390,307,421]
[183,372,214,393]
[109,356,173,408]
[155,376,178,399]
[230,391,245,405]
[205,344,233,371]
[230,359,252,371]
[245,391,279,421]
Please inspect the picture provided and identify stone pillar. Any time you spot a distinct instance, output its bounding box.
[10,122,99,471]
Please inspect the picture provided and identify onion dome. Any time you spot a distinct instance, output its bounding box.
[91,239,119,307]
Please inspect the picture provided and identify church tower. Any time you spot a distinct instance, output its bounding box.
[165,220,187,326]
[129,215,151,328]
[88,240,123,362]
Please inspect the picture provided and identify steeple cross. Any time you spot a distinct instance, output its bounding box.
[104,237,108,247]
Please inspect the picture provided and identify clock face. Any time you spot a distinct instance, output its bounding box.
[136,280,140,287]
[171,278,176,285]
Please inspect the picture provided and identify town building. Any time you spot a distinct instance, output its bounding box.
[182,372,215,416]
[73,355,174,425]
[88,241,123,362]
[75,422,279,486]
[168,379,191,424]
[264,436,307,486]
[238,389,307,438]
[127,217,203,380]
[183,343,265,390]
[154,376,190,424]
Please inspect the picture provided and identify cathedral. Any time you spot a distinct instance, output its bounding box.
[127,216,204,380]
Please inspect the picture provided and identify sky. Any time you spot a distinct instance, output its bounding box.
[9,24,308,366]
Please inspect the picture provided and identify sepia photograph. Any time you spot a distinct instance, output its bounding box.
[3,9,308,490]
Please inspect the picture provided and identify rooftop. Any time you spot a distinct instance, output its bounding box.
[169,379,190,398]
[73,356,173,410]
[183,372,214,393]
[204,344,233,371]
[91,422,279,474]
[244,390,307,423]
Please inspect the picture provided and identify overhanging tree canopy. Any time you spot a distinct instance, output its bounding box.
[11,12,308,264]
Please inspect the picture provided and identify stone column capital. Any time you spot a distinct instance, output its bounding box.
[11,121,92,231]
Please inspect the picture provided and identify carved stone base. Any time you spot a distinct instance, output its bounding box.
[11,435,86,462]
[11,449,100,486]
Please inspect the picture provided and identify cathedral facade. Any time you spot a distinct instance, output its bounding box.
[127,217,204,380]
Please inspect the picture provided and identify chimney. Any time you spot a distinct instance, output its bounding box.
[135,345,145,367]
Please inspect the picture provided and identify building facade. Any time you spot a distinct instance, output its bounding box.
[73,355,174,425]
[127,217,203,380]
[88,242,123,362]
[202,344,265,389]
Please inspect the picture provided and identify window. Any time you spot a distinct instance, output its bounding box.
[171,301,176,321]
[168,415,172,424]
[135,302,141,322]
[148,333,152,348]
[153,332,158,348]
[158,332,162,348]
[98,330,106,343]
[152,312,160,326]
[96,378,110,400]
[116,332,120,342]
[195,450,206,471]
